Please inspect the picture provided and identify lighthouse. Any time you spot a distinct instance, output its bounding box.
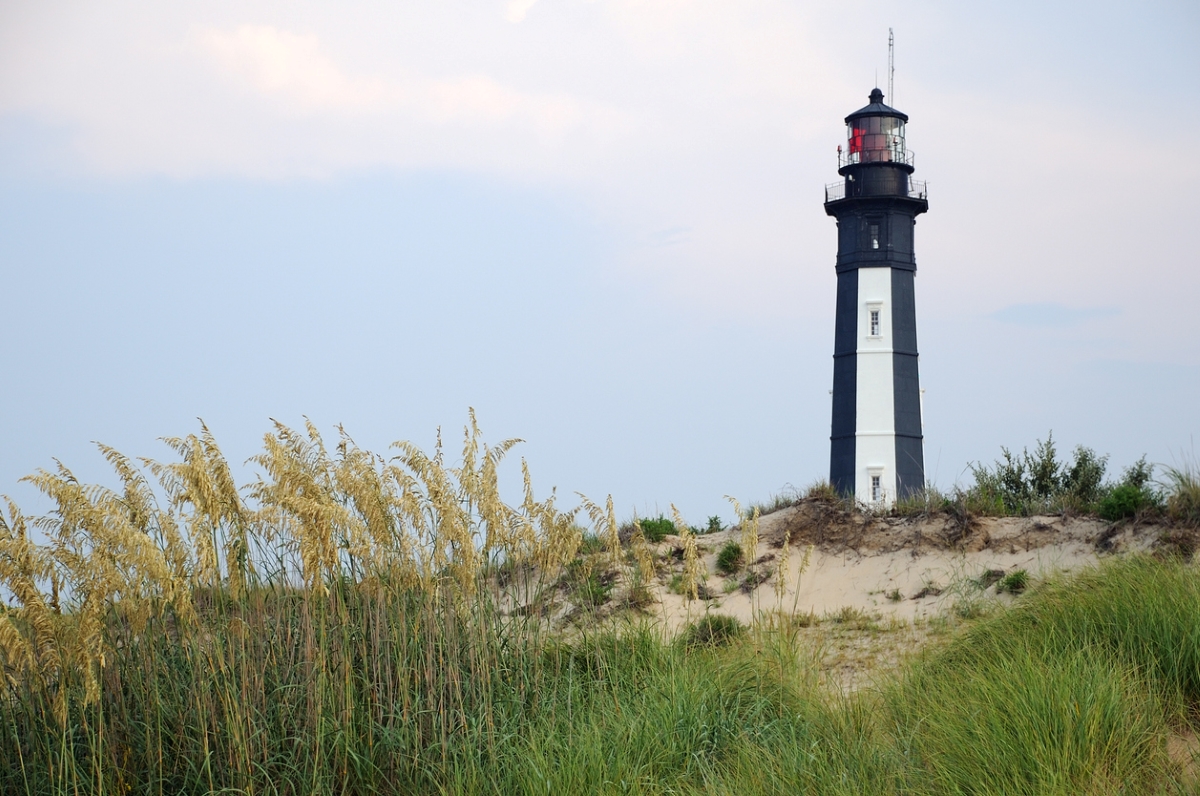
[824,87,928,504]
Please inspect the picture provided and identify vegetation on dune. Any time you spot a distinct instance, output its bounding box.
[877,433,1200,527]
[716,540,744,576]
[1,419,1199,794]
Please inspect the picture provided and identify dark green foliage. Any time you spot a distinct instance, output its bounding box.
[1098,457,1162,521]
[958,434,1184,518]
[1025,434,1063,498]
[1121,455,1155,490]
[996,569,1029,594]
[1061,445,1108,504]
[1100,484,1154,521]
[639,515,676,543]
[683,613,745,649]
[971,433,1107,509]
[706,515,724,534]
[578,532,605,554]
[716,541,744,575]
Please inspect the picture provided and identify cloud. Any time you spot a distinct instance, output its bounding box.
[990,303,1121,328]
[505,0,540,23]
[196,24,602,136]
[199,26,387,110]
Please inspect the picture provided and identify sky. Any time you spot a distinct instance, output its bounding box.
[1,0,1198,524]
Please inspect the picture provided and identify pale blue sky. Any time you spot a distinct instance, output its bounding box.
[1,1,1198,522]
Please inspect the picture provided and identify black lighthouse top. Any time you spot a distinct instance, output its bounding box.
[825,88,927,209]
[846,87,909,123]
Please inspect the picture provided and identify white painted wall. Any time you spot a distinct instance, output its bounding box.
[855,267,896,503]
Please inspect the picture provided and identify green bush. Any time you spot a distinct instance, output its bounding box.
[1098,457,1161,521]
[1061,445,1108,503]
[639,515,676,543]
[1099,483,1152,521]
[962,435,1176,518]
[716,541,744,575]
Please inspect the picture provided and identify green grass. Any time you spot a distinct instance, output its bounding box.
[1165,462,1200,525]
[997,568,1030,594]
[3,557,1198,794]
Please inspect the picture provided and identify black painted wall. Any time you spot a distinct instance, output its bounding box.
[830,266,858,494]
[891,268,924,496]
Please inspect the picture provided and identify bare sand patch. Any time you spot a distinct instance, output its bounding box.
[645,503,1163,630]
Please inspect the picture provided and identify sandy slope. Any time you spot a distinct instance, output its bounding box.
[645,502,1164,629]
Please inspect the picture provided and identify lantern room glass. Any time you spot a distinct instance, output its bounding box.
[846,116,906,164]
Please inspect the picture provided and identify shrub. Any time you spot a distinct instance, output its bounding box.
[1099,483,1151,521]
[1098,457,1162,521]
[1062,445,1108,504]
[640,515,676,543]
[683,614,744,649]
[716,541,744,575]
[1122,455,1155,490]
[705,515,724,534]
[966,434,1125,515]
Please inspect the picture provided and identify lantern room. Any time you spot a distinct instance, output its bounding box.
[839,88,913,169]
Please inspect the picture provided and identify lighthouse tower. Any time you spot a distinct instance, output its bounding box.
[824,88,928,504]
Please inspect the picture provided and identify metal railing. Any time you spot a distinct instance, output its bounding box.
[824,179,927,203]
[838,147,915,169]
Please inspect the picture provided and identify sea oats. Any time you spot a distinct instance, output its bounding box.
[672,505,700,603]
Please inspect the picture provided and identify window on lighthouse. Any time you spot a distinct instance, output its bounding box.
[869,309,881,336]
[869,223,880,249]
[871,475,882,502]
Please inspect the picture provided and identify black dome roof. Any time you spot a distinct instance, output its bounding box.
[844,88,908,124]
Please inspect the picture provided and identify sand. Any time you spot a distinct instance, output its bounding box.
[639,502,1165,631]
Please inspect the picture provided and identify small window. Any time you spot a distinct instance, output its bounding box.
[869,309,881,337]
[871,475,882,502]
[869,223,880,250]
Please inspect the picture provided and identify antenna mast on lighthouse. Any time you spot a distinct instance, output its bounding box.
[888,28,894,103]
